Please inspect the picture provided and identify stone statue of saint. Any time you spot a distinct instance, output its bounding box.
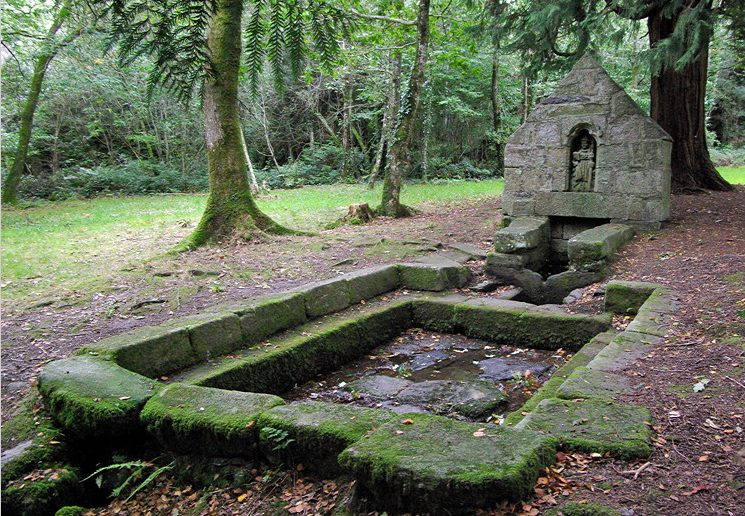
[570,135,595,192]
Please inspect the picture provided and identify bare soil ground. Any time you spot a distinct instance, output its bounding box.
[2,188,744,516]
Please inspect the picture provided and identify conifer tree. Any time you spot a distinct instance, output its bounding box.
[492,0,741,193]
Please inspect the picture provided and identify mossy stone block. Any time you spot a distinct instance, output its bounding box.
[518,309,611,351]
[342,265,400,304]
[516,399,652,459]
[141,383,284,457]
[503,332,615,427]
[410,295,466,333]
[557,367,635,400]
[625,308,671,336]
[38,356,160,440]
[338,413,557,514]
[568,224,634,271]
[194,317,363,394]
[354,300,413,350]
[161,312,242,360]
[237,292,307,343]
[255,401,395,475]
[398,263,470,291]
[1,465,82,516]
[77,325,195,378]
[586,331,660,372]
[493,216,549,252]
[454,298,531,343]
[604,281,657,315]
[295,277,351,317]
[484,251,529,276]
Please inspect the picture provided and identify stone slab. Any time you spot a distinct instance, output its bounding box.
[342,265,399,304]
[141,383,284,457]
[516,399,652,459]
[338,413,557,514]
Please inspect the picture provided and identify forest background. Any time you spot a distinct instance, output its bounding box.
[2,0,744,206]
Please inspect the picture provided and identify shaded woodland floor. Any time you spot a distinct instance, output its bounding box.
[2,188,744,515]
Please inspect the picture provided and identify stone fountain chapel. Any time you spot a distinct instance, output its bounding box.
[491,55,672,299]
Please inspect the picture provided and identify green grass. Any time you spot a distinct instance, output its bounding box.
[0,180,503,301]
[718,165,745,185]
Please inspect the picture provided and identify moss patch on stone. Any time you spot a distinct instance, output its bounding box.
[159,311,242,361]
[76,324,195,378]
[294,277,351,317]
[342,265,399,304]
[38,356,160,440]
[604,281,658,315]
[504,332,615,427]
[184,303,412,394]
[141,383,284,457]
[233,292,308,343]
[516,399,652,459]
[338,413,557,514]
[585,331,660,373]
[1,465,82,516]
[255,401,395,475]
[557,367,636,400]
[410,294,466,333]
[397,262,471,291]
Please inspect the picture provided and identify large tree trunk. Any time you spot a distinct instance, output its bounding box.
[380,0,430,218]
[2,0,77,205]
[648,2,733,193]
[490,49,504,172]
[176,0,294,251]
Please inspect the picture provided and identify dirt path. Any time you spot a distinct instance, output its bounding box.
[2,188,744,515]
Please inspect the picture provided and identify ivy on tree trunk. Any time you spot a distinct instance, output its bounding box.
[379,0,430,218]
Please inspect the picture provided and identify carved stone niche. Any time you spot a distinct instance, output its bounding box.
[502,54,672,230]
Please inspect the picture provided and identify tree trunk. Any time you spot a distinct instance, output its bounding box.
[2,0,75,205]
[369,48,402,187]
[491,49,504,172]
[648,2,733,193]
[380,0,430,218]
[176,0,294,251]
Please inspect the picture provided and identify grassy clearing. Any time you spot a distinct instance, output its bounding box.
[1,180,503,301]
[718,165,745,185]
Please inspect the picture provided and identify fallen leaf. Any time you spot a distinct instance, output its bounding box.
[401,419,414,425]
[237,493,248,503]
[682,485,709,496]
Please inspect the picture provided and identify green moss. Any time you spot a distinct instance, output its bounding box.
[397,262,470,291]
[455,298,530,343]
[1,396,67,484]
[188,303,412,394]
[140,383,284,457]
[410,295,464,333]
[55,507,88,516]
[1,466,82,516]
[517,399,652,459]
[585,331,659,372]
[556,367,635,400]
[338,413,556,514]
[518,309,611,351]
[255,402,395,475]
[38,356,160,440]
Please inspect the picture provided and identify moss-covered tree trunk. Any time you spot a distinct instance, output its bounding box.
[176,0,294,251]
[379,0,430,218]
[2,0,76,205]
[648,1,733,193]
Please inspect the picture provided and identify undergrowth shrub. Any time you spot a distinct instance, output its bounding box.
[17,160,208,200]
[256,144,369,189]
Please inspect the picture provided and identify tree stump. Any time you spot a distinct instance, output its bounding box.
[347,203,374,223]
